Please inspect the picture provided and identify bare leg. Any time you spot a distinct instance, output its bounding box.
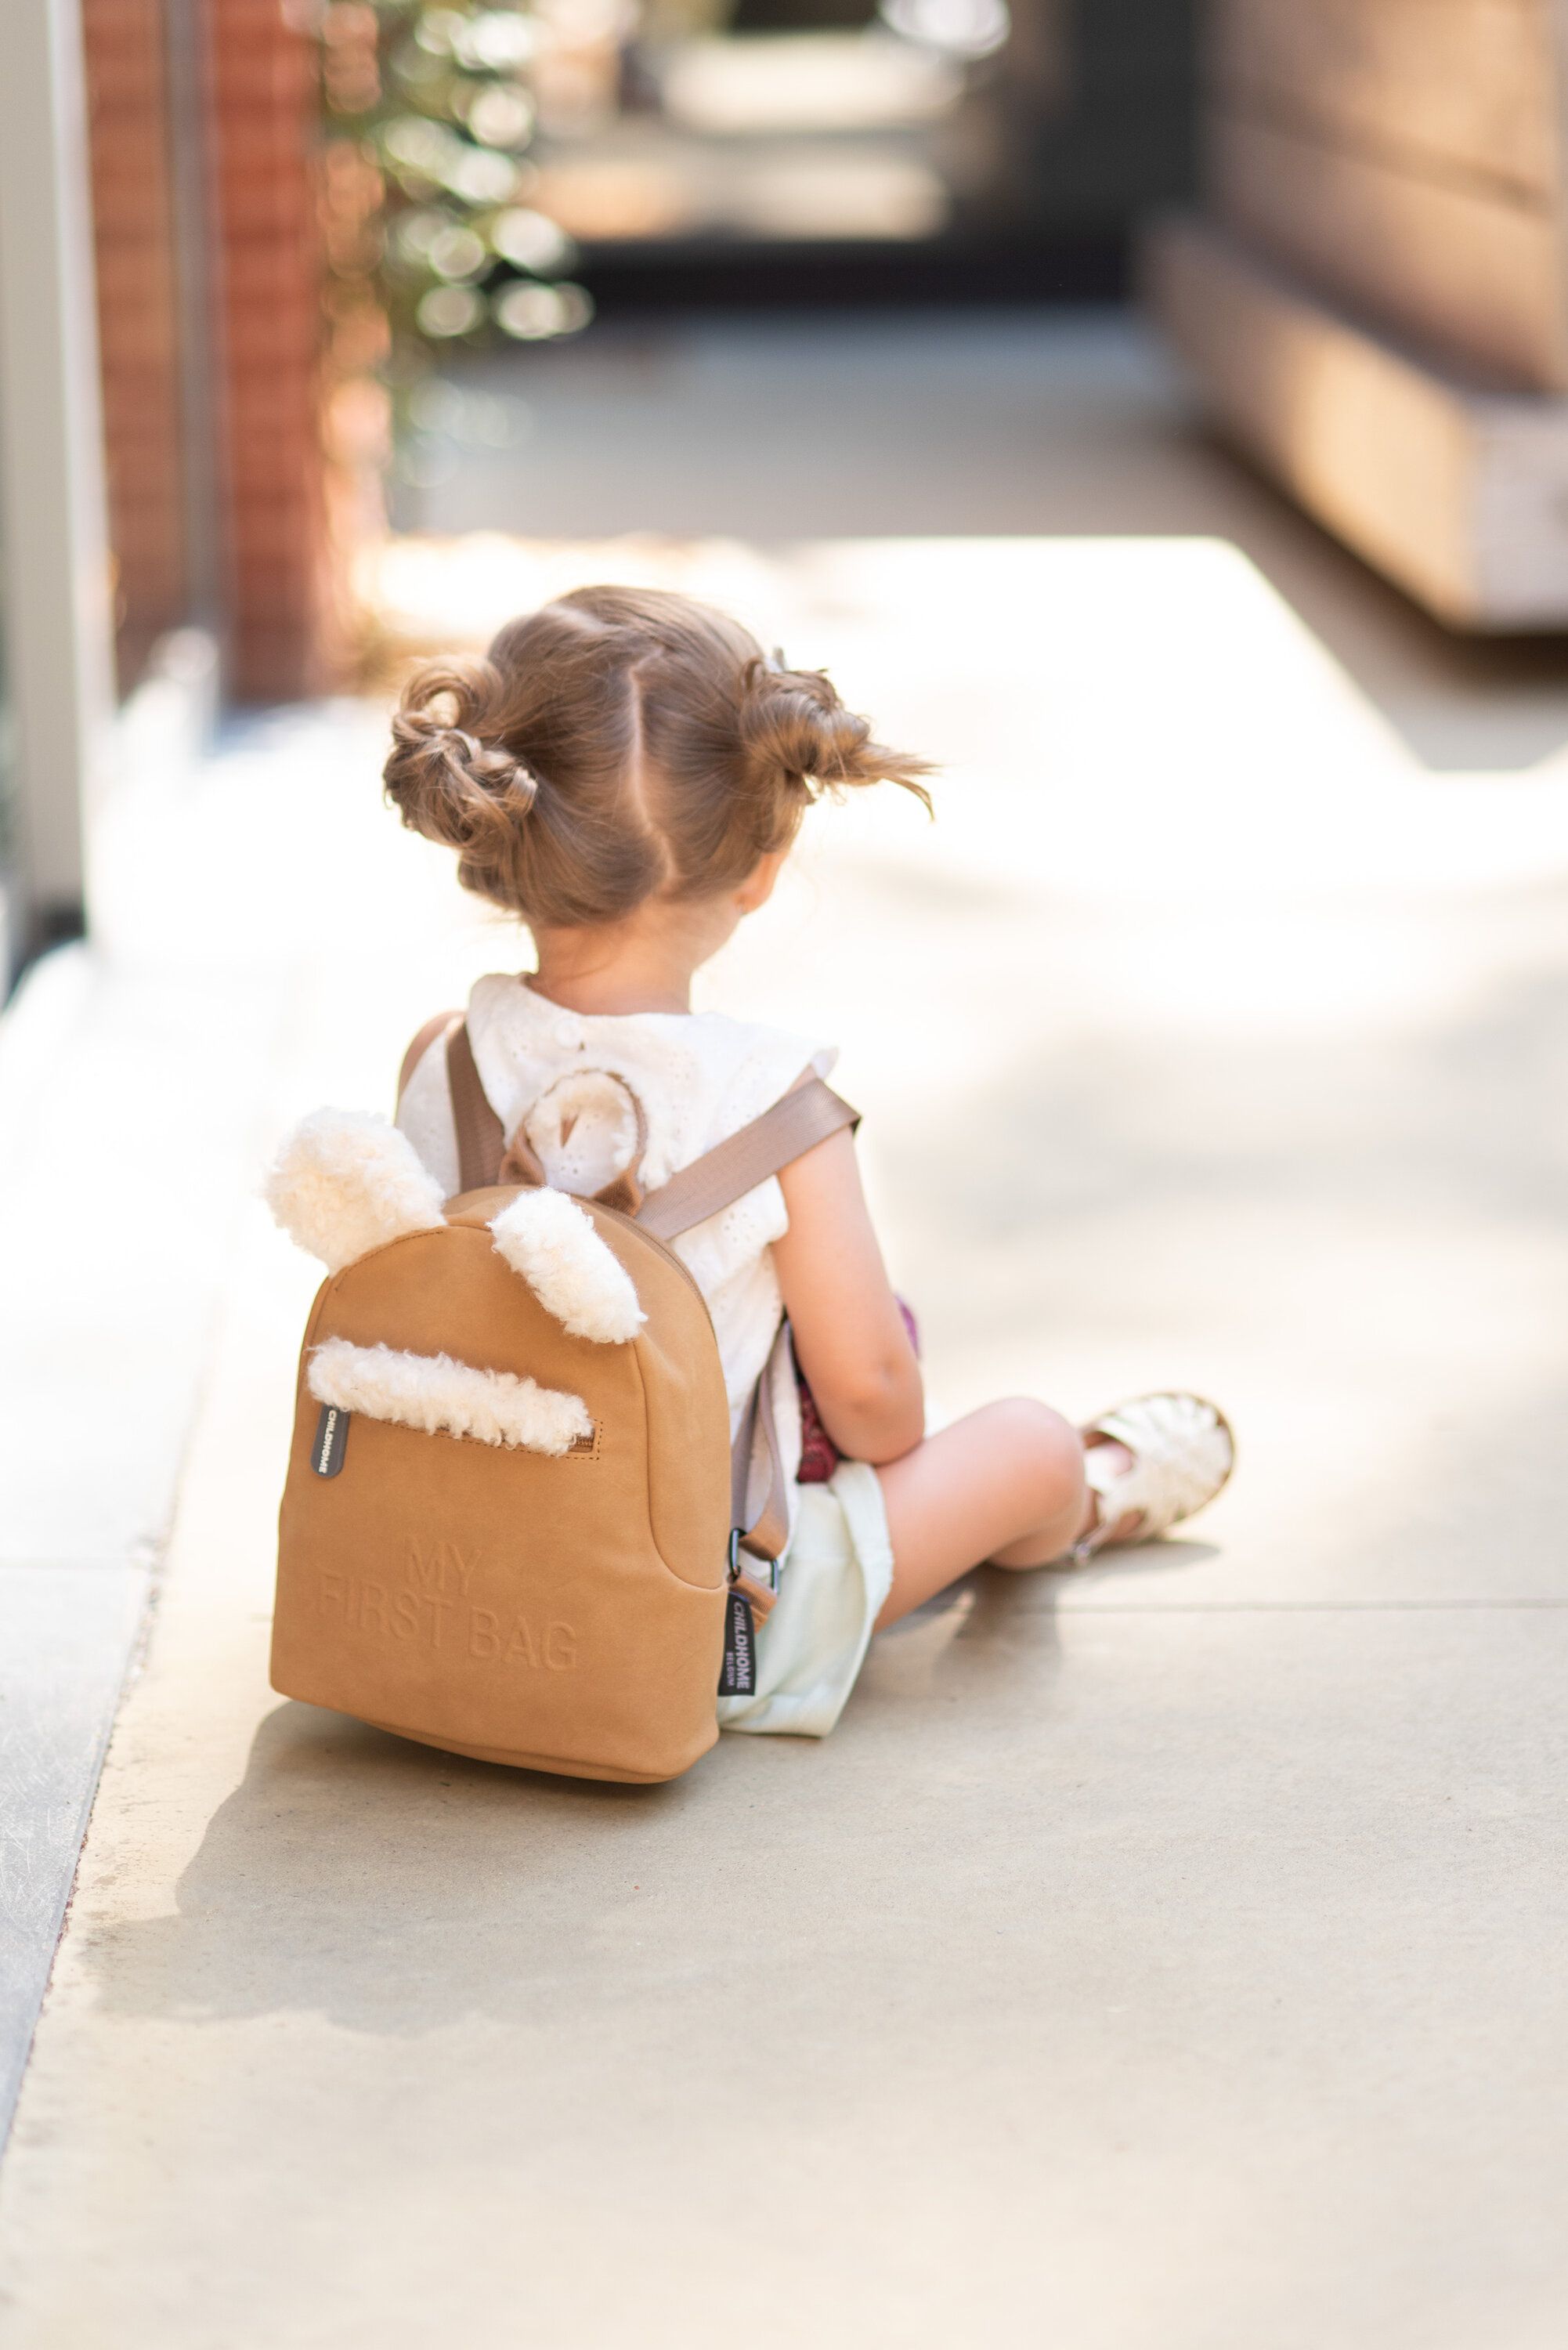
[874,1400,1099,1629]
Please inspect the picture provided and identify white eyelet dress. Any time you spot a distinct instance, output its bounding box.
[396,974,896,1737]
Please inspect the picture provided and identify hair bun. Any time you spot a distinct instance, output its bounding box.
[436,725,539,812]
[384,656,543,893]
[739,656,932,807]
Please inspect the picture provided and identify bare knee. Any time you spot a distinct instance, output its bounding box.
[981,1397,1083,1482]
[976,1397,1086,1561]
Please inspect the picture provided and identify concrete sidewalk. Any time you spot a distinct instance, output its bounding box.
[5,320,1568,2345]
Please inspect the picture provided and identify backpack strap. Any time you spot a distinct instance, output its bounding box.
[647,1086,857,1579]
[446,1018,507,1193]
[728,1355,790,1602]
[634,1076,858,1242]
[445,1018,858,1231]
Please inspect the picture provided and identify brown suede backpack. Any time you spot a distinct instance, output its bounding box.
[266,1020,855,1783]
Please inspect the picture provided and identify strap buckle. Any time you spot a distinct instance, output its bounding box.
[728,1529,779,1593]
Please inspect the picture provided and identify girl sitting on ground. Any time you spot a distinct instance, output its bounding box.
[388,585,1233,1738]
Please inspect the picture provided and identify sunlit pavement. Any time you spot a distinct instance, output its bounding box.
[3,315,1568,2347]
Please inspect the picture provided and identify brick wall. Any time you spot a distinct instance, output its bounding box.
[80,0,189,692]
[204,0,333,702]
[82,0,334,703]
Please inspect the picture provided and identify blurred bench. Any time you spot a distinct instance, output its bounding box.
[1144,0,1568,630]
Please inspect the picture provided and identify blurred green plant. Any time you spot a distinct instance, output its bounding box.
[319,0,595,366]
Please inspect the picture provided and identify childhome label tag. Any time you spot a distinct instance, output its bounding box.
[719,1587,756,1697]
[312,1403,349,1477]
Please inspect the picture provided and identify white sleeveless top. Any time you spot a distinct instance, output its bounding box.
[396,973,836,1506]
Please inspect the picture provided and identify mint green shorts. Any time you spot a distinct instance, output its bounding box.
[716,1460,895,1740]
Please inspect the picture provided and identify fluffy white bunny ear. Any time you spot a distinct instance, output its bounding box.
[265,1109,447,1271]
[490,1188,645,1343]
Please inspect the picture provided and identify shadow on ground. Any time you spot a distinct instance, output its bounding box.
[80,1546,1219,2037]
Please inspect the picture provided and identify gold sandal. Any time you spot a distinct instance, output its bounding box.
[1071,1392,1235,1562]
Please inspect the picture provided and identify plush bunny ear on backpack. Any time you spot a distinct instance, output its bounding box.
[264,1109,447,1272]
[490,1188,645,1343]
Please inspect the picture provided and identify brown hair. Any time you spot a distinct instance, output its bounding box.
[384,584,932,929]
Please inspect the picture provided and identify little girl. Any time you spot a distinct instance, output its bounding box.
[388,585,1232,1739]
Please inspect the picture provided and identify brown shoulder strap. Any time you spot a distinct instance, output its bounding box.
[636,1076,858,1242]
[446,1019,506,1195]
[731,1349,791,1580]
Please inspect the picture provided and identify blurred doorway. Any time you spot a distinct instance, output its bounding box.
[370,0,1198,332]
[555,0,1201,308]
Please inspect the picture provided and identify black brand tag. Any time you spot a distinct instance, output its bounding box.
[719,1587,757,1697]
[312,1403,349,1477]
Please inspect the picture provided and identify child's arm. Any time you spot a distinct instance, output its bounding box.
[773,1127,924,1466]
